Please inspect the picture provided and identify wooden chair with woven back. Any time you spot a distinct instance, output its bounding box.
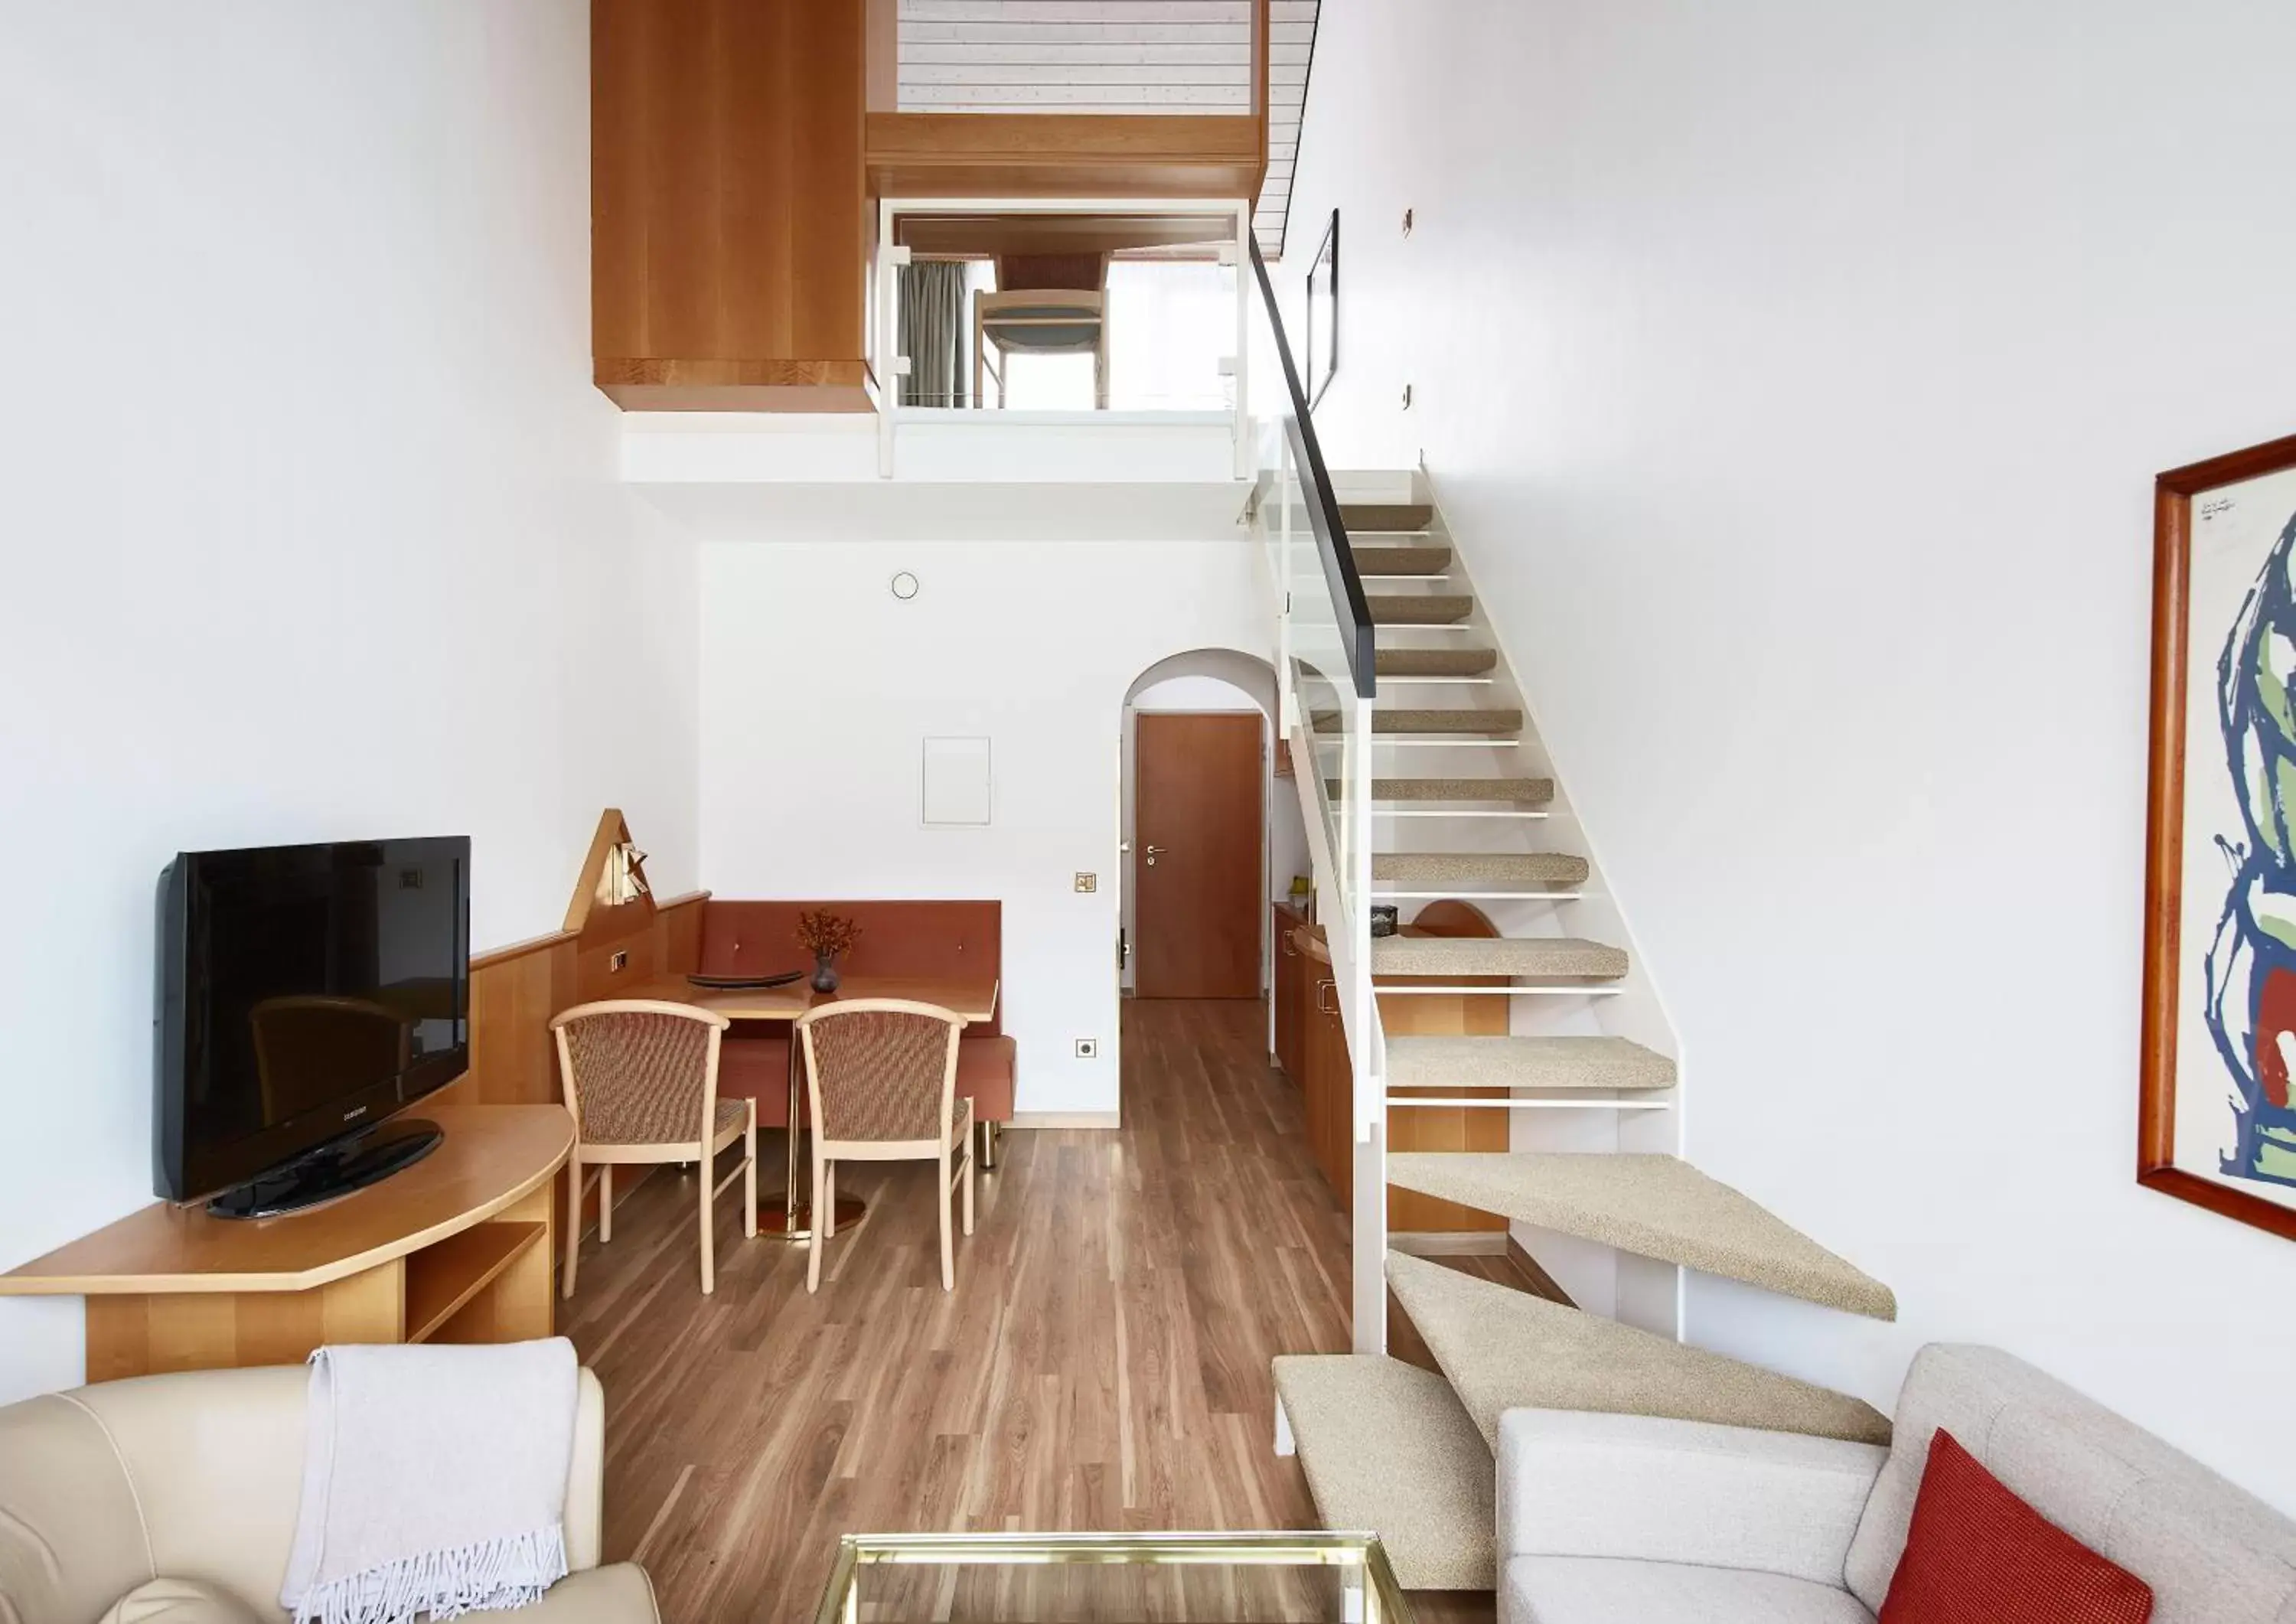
[795,999,974,1293]
[550,999,757,1296]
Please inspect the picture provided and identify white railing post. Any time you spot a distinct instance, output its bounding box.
[876,201,904,478]
[1348,678,1384,1355]
[1228,203,1251,481]
[1276,439,1297,732]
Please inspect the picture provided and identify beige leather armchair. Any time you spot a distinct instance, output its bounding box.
[0,1364,658,1624]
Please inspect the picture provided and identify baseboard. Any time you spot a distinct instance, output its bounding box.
[1009,1110,1122,1130]
[1390,1231,1508,1257]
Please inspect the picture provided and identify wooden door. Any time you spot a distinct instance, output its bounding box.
[1135,713,1264,998]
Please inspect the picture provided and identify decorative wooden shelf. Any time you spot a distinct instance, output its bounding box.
[404,1220,546,1345]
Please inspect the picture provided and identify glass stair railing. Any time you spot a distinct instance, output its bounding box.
[1247,236,1388,1357]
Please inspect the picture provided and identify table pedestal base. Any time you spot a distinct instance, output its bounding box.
[757,1194,869,1244]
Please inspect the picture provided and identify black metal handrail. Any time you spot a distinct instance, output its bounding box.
[1248,236,1375,699]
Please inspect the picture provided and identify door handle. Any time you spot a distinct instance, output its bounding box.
[1316,980,1336,1013]
[1145,843,1167,867]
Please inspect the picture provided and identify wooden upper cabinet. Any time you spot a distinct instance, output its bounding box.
[592,0,871,411]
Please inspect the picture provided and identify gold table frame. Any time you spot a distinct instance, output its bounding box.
[810,1530,1412,1624]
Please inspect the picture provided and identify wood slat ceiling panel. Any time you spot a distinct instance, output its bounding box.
[897,0,1319,257]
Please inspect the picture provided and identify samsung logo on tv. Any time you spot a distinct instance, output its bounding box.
[342,1104,369,1123]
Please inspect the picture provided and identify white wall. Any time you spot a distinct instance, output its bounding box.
[696,540,1266,1117]
[1289,0,2296,1506]
[0,3,699,1402]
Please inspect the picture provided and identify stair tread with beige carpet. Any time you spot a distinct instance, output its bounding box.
[1370,594,1474,625]
[1386,1034,1674,1091]
[1318,706,1525,735]
[1375,646,1499,677]
[1352,543,1452,576]
[1383,1152,1897,1319]
[1375,851,1588,884]
[1384,1251,1891,1448]
[1272,1353,1494,1590]
[1371,935,1629,980]
[1342,776,1554,804]
[1340,501,1436,531]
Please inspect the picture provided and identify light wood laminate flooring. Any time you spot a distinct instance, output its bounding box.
[565,999,1495,1622]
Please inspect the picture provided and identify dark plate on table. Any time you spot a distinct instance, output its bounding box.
[686,970,804,990]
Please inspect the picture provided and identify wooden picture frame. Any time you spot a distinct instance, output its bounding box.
[1304,210,1338,410]
[2142,429,2296,1241]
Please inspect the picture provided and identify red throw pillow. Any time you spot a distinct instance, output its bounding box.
[1880,1429,2154,1624]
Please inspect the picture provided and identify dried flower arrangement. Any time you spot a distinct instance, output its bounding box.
[795,909,861,961]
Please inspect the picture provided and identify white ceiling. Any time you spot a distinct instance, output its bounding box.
[896,0,1321,259]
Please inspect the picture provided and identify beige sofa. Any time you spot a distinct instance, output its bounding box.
[1498,1342,2296,1624]
[0,1364,658,1624]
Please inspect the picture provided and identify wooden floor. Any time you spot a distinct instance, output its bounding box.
[565,998,1492,1621]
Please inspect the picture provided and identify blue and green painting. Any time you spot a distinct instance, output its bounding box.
[2205,510,2296,1188]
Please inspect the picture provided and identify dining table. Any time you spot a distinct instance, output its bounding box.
[617,972,1000,1241]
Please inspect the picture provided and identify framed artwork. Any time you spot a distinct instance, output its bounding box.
[2143,430,2296,1240]
[1304,210,1338,409]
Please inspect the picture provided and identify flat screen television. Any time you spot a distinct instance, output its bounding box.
[156,836,471,1217]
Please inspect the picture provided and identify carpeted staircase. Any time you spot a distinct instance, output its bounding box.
[1271,486,1895,1593]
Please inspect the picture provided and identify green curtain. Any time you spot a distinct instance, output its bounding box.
[898,262,969,407]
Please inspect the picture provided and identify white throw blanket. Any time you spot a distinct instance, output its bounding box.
[281,1337,579,1624]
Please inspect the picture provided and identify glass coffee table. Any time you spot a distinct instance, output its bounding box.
[810,1531,1412,1623]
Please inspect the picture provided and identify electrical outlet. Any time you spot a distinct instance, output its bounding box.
[1075,1038,1099,1060]
[609,950,628,973]
[1074,871,1097,893]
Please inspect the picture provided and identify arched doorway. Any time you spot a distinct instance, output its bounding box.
[1120,650,1309,999]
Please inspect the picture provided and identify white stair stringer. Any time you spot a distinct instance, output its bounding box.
[1384,1251,1891,1448]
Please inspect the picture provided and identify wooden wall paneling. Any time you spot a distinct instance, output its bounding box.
[451,934,578,1109]
[1381,904,1508,1235]
[866,0,897,113]
[593,0,869,411]
[865,113,1264,199]
[660,892,706,977]
[449,837,709,1277]
[575,899,660,1002]
[563,892,711,1245]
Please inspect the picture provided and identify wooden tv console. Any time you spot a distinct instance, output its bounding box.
[0,1104,572,1381]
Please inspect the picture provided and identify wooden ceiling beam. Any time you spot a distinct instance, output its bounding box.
[866,112,1261,200]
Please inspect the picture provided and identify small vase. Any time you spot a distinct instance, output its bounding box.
[810,954,840,994]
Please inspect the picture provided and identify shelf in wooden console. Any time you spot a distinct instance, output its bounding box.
[404,1220,547,1345]
[0,1104,572,1380]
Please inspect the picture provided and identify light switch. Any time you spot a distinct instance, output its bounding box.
[1074,872,1097,893]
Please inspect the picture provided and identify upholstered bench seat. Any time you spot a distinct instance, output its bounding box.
[956,1034,1016,1124]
